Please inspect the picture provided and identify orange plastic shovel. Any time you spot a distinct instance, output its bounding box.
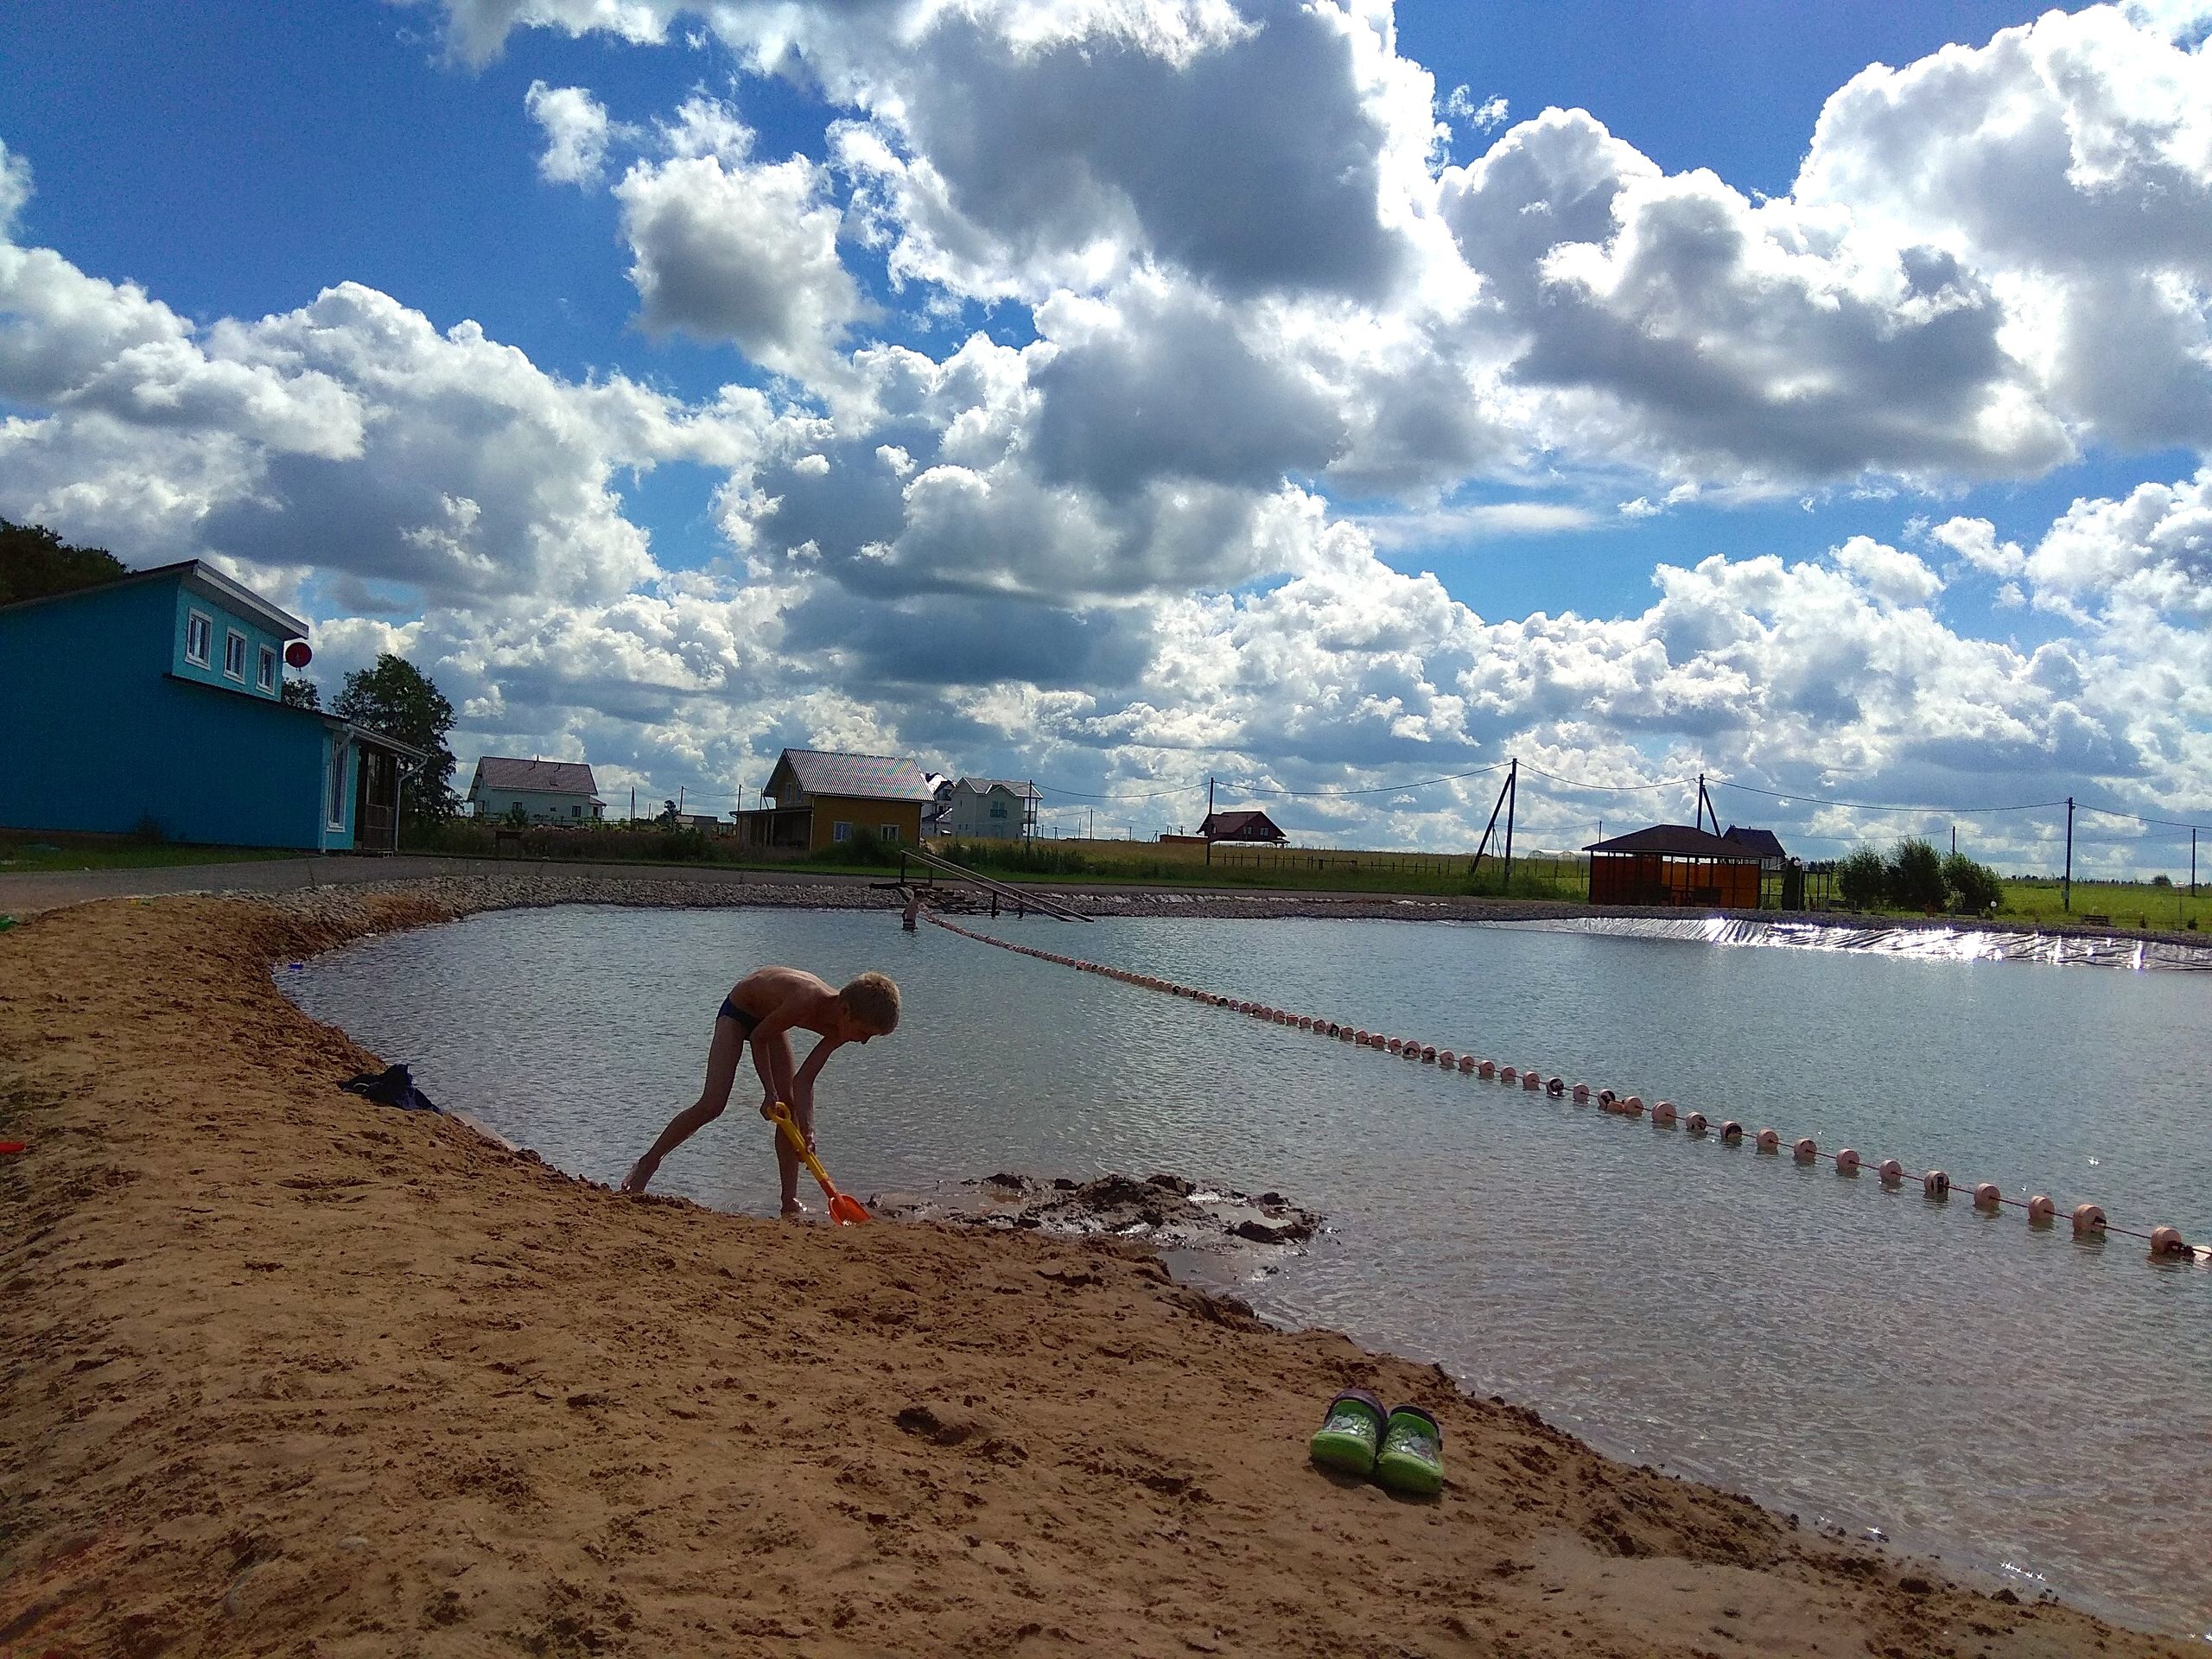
[766,1102,871,1225]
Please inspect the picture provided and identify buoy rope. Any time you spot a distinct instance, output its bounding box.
[921,912,2202,1264]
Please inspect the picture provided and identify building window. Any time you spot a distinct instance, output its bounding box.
[328,741,349,829]
[833,820,854,842]
[570,804,582,817]
[223,629,248,681]
[257,644,277,691]
[880,823,900,842]
[185,610,212,666]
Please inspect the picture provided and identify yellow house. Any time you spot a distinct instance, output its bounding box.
[739,748,933,852]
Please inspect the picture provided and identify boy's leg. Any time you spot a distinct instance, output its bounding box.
[619,1011,747,1193]
[760,1030,805,1215]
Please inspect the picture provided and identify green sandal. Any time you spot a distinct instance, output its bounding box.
[1374,1404,1445,1497]
[1309,1388,1385,1477]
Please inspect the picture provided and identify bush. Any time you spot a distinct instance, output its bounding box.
[1942,852,2004,914]
[801,828,904,868]
[2152,874,2173,887]
[1835,847,1888,911]
[1887,837,1948,911]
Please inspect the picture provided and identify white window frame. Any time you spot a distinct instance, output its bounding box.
[833,820,854,842]
[223,627,249,683]
[184,609,213,667]
[327,740,349,830]
[257,643,277,692]
[880,823,900,842]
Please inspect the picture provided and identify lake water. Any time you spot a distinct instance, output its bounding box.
[283,905,2212,1635]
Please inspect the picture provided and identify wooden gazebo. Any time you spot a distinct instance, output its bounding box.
[1586,823,1765,909]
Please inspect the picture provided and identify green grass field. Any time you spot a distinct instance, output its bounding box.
[918,836,1588,899]
[0,837,303,874]
[1997,877,2204,932]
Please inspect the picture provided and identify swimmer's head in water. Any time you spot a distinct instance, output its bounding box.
[838,971,901,1039]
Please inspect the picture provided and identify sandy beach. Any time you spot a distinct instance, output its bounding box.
[0,879,2190,1657]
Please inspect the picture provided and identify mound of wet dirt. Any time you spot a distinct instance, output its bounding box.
[869,1170,1321,1252]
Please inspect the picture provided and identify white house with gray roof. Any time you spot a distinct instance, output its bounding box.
[947,778,1039,840]
[467,756,605,823]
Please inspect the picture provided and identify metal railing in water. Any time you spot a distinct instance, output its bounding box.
[897,846,1093,922]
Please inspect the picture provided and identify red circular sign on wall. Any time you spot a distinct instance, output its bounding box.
[284,641,313,668]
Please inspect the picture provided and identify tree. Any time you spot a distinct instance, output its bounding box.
[1835,847,1887,911]
[1887,837,1948,911]
[1,520,127,605]
[1942,852,2003,914]
[280,678,321,709]
[333,653,457,834]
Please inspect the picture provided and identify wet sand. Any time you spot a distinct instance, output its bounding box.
[0,880,2190,1656]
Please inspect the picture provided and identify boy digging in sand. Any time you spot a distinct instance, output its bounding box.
[620,967,900,1213]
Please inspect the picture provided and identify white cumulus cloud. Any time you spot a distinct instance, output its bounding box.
[613,98,870,385]
[524,81,619,184]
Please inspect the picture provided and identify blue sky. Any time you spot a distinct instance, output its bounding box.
[2,2,2208,862]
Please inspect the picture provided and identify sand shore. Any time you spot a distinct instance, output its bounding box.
[0,880,2189,1656]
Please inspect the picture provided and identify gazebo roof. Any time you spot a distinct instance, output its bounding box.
[1586,823,1764,859]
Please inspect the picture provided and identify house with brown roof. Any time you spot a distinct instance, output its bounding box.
[466,756,605,824]
[1198,808,1287,845]
[738,748,934,852]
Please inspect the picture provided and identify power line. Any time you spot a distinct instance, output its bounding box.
[2076,803,2207,833]
[1517,761,1697,793]
[1033,779,1210,802]
[1712,779,2069,817]
[1224,761,1509,799]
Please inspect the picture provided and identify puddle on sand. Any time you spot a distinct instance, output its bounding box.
[868,1170,1321,1287]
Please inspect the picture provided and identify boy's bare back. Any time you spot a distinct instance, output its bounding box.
[727,966,842,1034]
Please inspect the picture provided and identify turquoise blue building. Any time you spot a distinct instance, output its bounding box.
[0,561,417,850]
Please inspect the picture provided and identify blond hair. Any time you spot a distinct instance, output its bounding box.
[840,971,901,1033]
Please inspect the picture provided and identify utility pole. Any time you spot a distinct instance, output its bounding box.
[1205,774,1215,868]
[677,786,685,817]
[1503,757,1519,888]
[629,785,635,823]
[2063,796,2074,912]
[1471,760,1516,884]
[2192,826,2197,897]
[1951,823,1956,856]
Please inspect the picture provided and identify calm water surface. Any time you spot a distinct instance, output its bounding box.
[285,906,2212,1634]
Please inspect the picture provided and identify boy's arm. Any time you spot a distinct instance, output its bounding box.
[790,1036,844,1119]
[746,1001,805,1105]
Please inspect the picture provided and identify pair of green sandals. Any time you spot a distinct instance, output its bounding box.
[1309,1389,1444,1496]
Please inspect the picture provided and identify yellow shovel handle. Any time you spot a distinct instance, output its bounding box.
[767,1102,837,1194]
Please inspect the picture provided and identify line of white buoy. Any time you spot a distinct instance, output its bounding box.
[923,912,2204,1265]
